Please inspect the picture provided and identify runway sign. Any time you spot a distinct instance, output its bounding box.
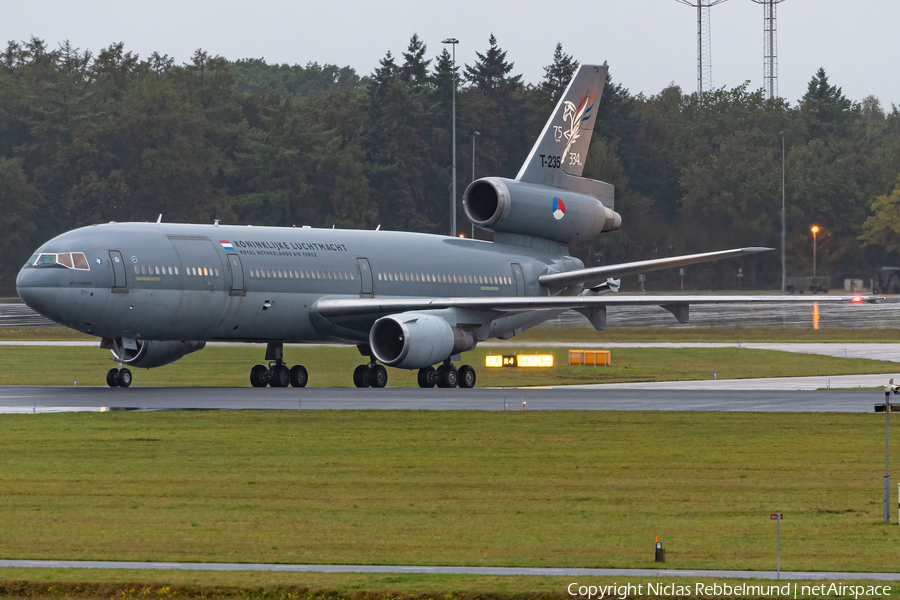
[485,354,555,368]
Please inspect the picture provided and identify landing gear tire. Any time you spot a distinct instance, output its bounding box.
[290,365,308,388]
[437,364,459,388]
[369,364,388,388]
[118,368,133,388]
[106,368,119,388]
[270,364,291,388]
[417,366,436,388]
[250,364,268,388]
[353,364,371,388]
[458,365,476,389]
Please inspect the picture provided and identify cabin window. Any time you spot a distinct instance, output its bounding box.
[134,265,139,274]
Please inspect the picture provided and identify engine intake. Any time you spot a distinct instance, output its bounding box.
[109,339,206,369]
[463,177,621,245]
[370,313,476,369]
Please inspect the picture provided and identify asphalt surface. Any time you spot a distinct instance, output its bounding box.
[1,559,898,581]
[0,384,890,413]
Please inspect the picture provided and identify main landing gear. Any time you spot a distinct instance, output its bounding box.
[250,343,308,388]
[106,367,132,388]
[352,344,388,388]
[353,362,388,388]
[417,361,476,389]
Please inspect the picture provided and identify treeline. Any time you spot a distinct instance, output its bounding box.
[2,34,900,293]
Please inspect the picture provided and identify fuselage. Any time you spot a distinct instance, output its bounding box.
[16,222,583,345]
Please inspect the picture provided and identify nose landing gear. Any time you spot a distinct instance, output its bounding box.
[249,343,308,388]
[106,367,132,388]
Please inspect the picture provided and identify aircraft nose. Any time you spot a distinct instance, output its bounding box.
[16,266,55,316]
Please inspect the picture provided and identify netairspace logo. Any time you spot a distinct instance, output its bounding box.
[567,581,894,599]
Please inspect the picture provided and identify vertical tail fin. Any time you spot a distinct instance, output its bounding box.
[515,64,607,186]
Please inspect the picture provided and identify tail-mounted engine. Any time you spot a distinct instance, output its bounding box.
[463,177,621,245]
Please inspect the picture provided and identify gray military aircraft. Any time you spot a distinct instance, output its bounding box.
[16,64,870,389]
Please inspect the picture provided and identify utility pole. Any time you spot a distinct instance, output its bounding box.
[876,381,896,523]
[779,131,785,292]
[750,0,788,100]
[442,38,459,237]
[674,0,730,98]
[471,131,480,238]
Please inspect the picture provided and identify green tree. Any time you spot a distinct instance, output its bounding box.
[400,34,430,87]
[860,175,900,253]
[800,68,852,138]
[540,43,578,104]
[463,34,522,97]
[0,158,41,286]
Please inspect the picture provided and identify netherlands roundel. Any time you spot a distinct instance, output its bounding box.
[552,197,566,220]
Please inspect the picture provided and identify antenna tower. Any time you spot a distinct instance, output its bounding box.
[675,0,730,97]
[750,0,787,99]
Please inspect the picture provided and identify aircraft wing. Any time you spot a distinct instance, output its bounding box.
[539,247,773,291]
[315,293,876,319]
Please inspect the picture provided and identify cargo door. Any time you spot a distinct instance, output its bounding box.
[169,237,225,292]
[109,250,127,290]
[227,253,244,295]
[356,258,373,297]
[512,263,525,296]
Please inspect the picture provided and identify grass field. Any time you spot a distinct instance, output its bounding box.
[1,411,898,574]
[0,344,897,387]
[0,571,896,599]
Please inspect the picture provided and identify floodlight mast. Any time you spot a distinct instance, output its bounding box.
[750,0,788,100]
[674,0,730,99]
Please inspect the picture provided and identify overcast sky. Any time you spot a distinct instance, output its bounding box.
[5,0,898,107]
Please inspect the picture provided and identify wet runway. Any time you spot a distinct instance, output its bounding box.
[546,295,900,329]
[0,385,885,413]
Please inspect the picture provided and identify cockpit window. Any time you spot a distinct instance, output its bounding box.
[28,252,91,271]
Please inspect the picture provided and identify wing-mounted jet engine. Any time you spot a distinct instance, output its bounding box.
[464,64,620,247]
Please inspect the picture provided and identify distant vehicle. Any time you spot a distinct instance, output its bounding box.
[15,65,872,390]
[873,267,900,294]
[786,276,830,294]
